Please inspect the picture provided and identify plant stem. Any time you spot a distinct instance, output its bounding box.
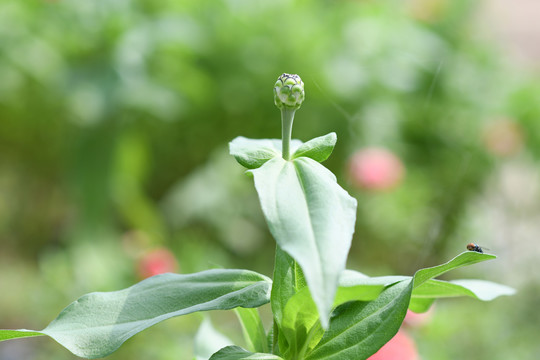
[281,107,296,160]
[272,320,279,355]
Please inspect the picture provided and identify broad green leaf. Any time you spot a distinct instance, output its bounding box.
[209,345,284,359]
[412,278,516,301]
[194,317,234,360]
[235,308,268,353]
[278,272,412,359]
[413,251,496,288]
[413,279,475,299]
[306,280,413,360]
[291,132,336,162]
[271,246,306,326]
[336,271,409,305]
[229,137,302,169]
[332,255,513,316]
[0,270,272,359]
[334,285,385,306]
[408,278,515,312]
[251,157,357,328]
[449,279,516,300]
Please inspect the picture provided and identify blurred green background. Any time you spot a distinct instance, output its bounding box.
[1,0,539,359]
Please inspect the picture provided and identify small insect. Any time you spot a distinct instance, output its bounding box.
[466,243,486,253]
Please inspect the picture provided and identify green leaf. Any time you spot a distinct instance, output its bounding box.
[270,246,306,326]
[291,133,336,162]
[229,137,281,169]
[0,270,272,359]
[250,157,357,328]
[413,279,473,299]
[306,280,413,360]
[408,297,436,313]
[194,317,234,360]
[271,247,307,357]
[331,254,513,317]
[229,133,336,169]
[413,278,516,301]
[408,278,515,312]
[339,270,409,288]
[229,137,303,169]
[413,251,496,288]
[279,287,323,359]
[277,272,414,359]
[235,308,268,353]
[336,270,409,305]
[449,279,516,300]
[209,345,284,359]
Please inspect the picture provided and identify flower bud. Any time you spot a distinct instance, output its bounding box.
[274,73,305,110]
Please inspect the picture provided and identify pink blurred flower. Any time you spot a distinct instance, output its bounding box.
[348,147,405,191]
[136,247,179,279]
[482,118,523,157]
[368,330,419,360]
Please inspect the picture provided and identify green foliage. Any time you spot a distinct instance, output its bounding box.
[0,0,528,345]
[0,68,516,359]
[229,137,282,170]
[0,270,271,359]
[305,281,413,360]
[413,252,496,288]
[337,253,515,314]
[291,133,337,163]
[0,242,513,360]
[249,155,357,327]
[279,287,321,359]
[209,346,283,360]
[235,308,268,353]
[270,247,307,329]
[228,133,336,170]
[1,0,522,265]
[0,146,515,360]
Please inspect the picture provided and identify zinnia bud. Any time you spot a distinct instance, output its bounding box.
[274,73,305,110]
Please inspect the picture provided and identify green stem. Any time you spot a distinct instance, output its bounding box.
[281,107,296,160]
[272,320,279,355]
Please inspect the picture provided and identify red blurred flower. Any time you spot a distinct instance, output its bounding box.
[368,330,419,360]
[136,248,179,279]
[348,147,405,191]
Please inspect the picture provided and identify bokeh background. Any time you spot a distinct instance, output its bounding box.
[1,0,539,359]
